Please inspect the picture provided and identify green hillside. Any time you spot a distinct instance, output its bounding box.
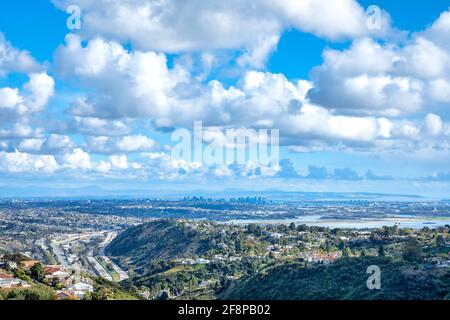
[224,256,450,300]
[105,220,450,300]
[105,220,215,271]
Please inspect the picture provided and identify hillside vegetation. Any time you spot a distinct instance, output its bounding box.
[224,257,450,300]
[106,220,215,272]
[105,220,450,300]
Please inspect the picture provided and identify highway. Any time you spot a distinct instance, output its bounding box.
[42,231,129,282]
[98,231,130,281]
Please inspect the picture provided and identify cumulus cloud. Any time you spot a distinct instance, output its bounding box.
[3,2,450,184]
[56,36,393,147]
[0,34,55,159]
[424,9,450,50]
[15,134,76,154]
[424,113,443,136]
[0,33,41,76]
[85,135,157,154]
[63,148,92,170]
[72,116,131,137]
[332,168,361,181]
[308,12,450,117]
[55,35,193,125]
[54,33,450,154]
[109,155,128,170]
[277,159,299,178]
[0,124,44,139]
[306,165,328,179]
[17,139,45,153]
[0,151,58,173]
[0,72,55,124]
[52,0,386,68]
[142,152,203,179]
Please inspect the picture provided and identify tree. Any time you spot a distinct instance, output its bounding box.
[402,238,422,262]
[342,247,352,258]
[30,263,45,282]
[157,291,170,301]
[436,235,446,247]
[378,245,385,257]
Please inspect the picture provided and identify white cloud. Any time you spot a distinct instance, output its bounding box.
[279,104,393,143]
[94,160,112,173]
[308,38,423,116]
[0,87,24,109]
[52,0,388,68]
[17,139,45,153]
[63,148,92,170]
[23,73,55,112]
[15,134,76,154]
[307,13,450,116]
[0,72,55,124]
[43,134,76,153]
[10,4,446,179]
[86,135,157,154]
[0,33,41,77]
[109,155,128,169]
[0,151,58,173]
[0,124,43,139]
[116,135,157,153]
[141,152,203,178]
[56,35,189,122]
[429,79,450,102]
[56,34,449,152]
[73,116,131,136]
[425,9,450,50]
[424,113,443,136]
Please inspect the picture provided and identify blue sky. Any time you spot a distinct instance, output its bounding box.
[1,0,450,197]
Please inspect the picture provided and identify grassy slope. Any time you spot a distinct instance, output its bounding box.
[224,257,450,300]
[105,220,214,271]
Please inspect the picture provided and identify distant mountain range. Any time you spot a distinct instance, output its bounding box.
[0,185,424,201]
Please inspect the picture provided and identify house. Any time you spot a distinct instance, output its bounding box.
[55,290,79,300]
[195,258,211,264]
[44,265,71,280]
[426,257,450,268]
[199,280,210,288]
[0,272,14,280]
[67,282,94,299]
[270,233,284,239]
[20,260,40,271]
[0,274,31,289]
[70,282,94,292]
[300,252,342,265]
[217,243,228,250]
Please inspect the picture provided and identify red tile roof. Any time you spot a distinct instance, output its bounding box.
[44,266,63,274]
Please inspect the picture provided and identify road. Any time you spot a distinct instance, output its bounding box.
[50,242,69,268]
[87,249,113,281]
[101,256,129,281]
[40,231,129,282]
[97,232,130,281]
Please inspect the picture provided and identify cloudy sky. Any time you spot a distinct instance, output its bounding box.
[1,0,450,197]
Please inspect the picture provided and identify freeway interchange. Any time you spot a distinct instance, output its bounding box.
[42,231,129,282]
